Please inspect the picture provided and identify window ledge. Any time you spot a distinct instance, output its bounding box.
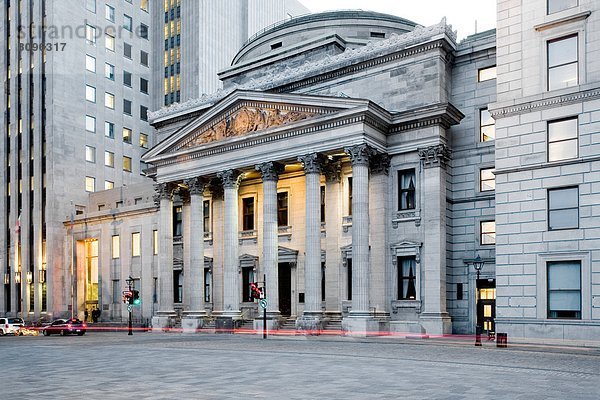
[391,300,421,313]
[239,230,257,244]
[392,209,421,228]
[534,11,591,32]
[204,232,213,245]
[278,226,292,241]
[342,216,352,232]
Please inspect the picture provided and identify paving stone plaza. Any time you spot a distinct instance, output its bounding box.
[1,333,599,399]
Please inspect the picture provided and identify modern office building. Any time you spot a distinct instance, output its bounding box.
[0,0,154,320]
[153,0,309,109]
[0,0,308,322]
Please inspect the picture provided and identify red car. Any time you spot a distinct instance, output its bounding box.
[42,318,87,336]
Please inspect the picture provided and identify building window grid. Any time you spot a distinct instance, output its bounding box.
[480,108,495,142]
[277,192,288,227]
[548,117,578,162]
[480,168,496,192]
[397,256,417,300]
[480,221,496,245]
[547,34,578,91]
[547,0,578,15]
[478,65,497,82]
[548,186,579,230]
[547,261,581,319]
[398,169,416,210]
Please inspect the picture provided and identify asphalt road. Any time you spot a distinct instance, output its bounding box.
[1,332,599,399]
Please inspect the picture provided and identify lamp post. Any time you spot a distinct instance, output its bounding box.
[473,255,484,346]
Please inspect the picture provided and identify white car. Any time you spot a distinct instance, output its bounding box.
[0,317,25,335]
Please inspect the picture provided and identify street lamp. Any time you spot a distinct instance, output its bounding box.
[472,254,485,346]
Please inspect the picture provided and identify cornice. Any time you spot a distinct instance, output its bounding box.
[490,86,600,118]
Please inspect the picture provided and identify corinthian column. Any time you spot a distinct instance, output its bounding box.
[217,169,243,319]
[182,178,207,331]
[256,162,284,318]
[345,144,376,316]
[152,183,176,331]
[297,153,325,332]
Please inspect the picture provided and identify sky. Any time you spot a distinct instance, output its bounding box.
[297,0,497,40]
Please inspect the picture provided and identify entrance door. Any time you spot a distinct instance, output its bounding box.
[476,279,496,335]
[278,263,292,316]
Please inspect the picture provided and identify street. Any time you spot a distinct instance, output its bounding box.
[1,332,599,399]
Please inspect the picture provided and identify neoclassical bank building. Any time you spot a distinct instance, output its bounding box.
[66,6,600,340]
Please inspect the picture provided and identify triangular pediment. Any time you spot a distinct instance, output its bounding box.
[144,90,374,162]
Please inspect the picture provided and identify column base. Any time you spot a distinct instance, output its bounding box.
[342,315,388,337]
[152,312,176,333]
[213,316,241,333]
[181,312,207,333]
[419,312,452,335]
[296,313,323,335]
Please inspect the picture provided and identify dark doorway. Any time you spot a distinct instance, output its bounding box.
[476,279,496,335]
[278,263,292,316]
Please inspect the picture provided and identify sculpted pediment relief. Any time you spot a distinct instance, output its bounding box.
[180,106,317,150]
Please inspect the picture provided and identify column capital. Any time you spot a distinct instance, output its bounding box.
[344,144,376,166]
[323,160,342,183]
[255,161,285,182]
[185,177,207,195]
[208,178,224,200]
[217,169,243,189]
[418,144,451,169]
[153,182,174,206]
[370,153,390,175]
[298,153,326,174]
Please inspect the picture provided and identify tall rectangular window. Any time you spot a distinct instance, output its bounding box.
[123,156,132,172]
[124,99,132,115]
[105,92,115,109]
[85,146,96,163]
[173,270,183,303]
[478,66,496,82]
[123,127,132,144]
[203,200,211,233]
[86,54,96,72]
[242,197,255,231]
[140,78,149,94]
[204,268,212,302]
[86,25,97,44]
[105,33,115,51]
[320,186,326,224]
[480,221,496,245]
[480,168,495,192]
[398,169,416,210]
[153,230,158,255]
[124,43,132,59]
[242,267,255,302]
[173,206,183,236]
[86,85,96,102]
[105,4,115,22]
[131,232,141,257]
[105,63,115,80]
[346,259,352,300]
[547,261,581,319]
[111,235,120,259]
[105,181,114,190]
[348,177,353,216]
[124,15,133,31]
[397,256,417,300]
[86,0,96,13]
[85,176,95,192]
[112,280,120,304]
[548,117,578,161]
[480,108,495,141]
[140,106,148,121]
[124,71,132,87]
[141,51,149,67]
[86,115,96,132]
[105,121,114,138]
[548,0,578,14]
[277,192,288,227]
[140,24,149,39]
[548,34,578,91]
[140,133,148,148]
[141,0,149,12]
[105,151,114,167]
[548,187,579,230]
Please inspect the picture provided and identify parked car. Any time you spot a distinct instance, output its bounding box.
[42,318,87,336]
[16,326,39,336]
[0,317,25,335]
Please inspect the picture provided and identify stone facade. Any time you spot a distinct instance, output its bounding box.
[36,3,600,342]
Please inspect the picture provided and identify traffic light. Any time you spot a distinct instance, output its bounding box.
[250,283,262,300]
[122,291,132,304]
[132,290,141,305]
